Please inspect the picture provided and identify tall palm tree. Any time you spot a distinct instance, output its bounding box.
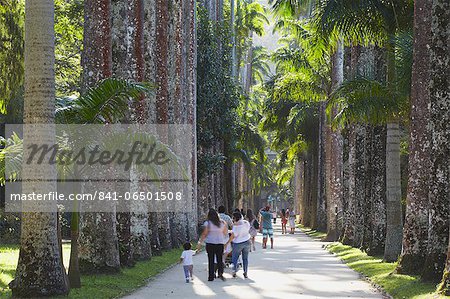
[111,0,152,267]
[78,0,121,274]
[9,0,69,296]
[316,0,413,262]
[396,0,432,275]
[422,0,449,282]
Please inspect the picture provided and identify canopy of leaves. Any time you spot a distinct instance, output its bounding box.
[0,0,23,115]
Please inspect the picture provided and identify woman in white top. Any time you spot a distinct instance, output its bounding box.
[197,209,228,281]
[226,212,251,278]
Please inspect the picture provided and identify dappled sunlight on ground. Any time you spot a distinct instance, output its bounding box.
[124,223,383,299]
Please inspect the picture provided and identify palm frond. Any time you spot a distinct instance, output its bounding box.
[329,76,402,125]
[56,78,154,124]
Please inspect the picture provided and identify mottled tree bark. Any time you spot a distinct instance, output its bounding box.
[362,126,374,252]
[342,125,356,245]
[397,0,432,274]
[316,101,328,232]
[310,148,319,229]
[368,125,387,256]
[422,0,449,282]
[111,0,150,266]
[10,1,69,296]
[78,0,121,274]
[353,124,367,248]
[302,156,312,227]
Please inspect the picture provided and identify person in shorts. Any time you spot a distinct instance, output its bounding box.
[259,206,274,249]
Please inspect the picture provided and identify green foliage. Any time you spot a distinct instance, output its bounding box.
[233,0,269,74]
[313,0,413,45]
[0,0,24,115]
[56,78,153,124]
[270,0,314,19]
[0,0,83,118]
[54,0,84,96]
[240,2,269,37]
[327,243,445,299]
[329,76,401,125]
[0,244,182,299]
[251,46,271,84]
[196,7,241,181]
[328,33,413,126]
[0,79,154,184]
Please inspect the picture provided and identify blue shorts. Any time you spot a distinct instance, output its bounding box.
[262,228,273,238]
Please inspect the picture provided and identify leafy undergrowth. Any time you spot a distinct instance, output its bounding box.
[327,243,447,299]
[0,244,181,299]
[298,225,327,239]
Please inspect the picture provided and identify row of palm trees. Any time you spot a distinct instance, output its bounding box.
[261,0,448,293]
[1,0,273,297]
[2,0,199,296]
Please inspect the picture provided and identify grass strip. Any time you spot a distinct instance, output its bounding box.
[1,244,181,299]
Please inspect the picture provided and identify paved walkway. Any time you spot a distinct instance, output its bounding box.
[123,222,384,299]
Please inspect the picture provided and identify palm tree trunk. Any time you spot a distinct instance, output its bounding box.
[368,125,387,256]
[353,124,367,248]
[10,1,69,296]
[294,161,304,221]
[316,102,327,232]
[422,0,449,281]
[301,157,311,227]
[361,126,374,251]
[310,147,319,229]
[78,0,121,273]
[384,121,403,262]
[342,125,356,245]
[383,42,403,262]
[326,41,344,241]
[397,0,432,274]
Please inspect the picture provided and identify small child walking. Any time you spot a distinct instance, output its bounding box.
[180,242,197,283]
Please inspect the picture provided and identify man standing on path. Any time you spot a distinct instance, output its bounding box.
[259,206,274,249]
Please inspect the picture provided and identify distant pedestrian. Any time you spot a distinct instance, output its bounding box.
[197,208,228,281]
[259,206,274,249]
[289,209,296,234]
[281,209,287,234]
[226,212,251,278]
[180,242,197,283]
[246,208,258,251]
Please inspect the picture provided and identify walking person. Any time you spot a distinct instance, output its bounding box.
[218,205,233,267]
[218,205,233,228]
[197,208,228,281]
[259,206,274,249]
[281,208,287,234]
[180,242,197,283]
[289,209,296,234]
[246,208,258,251]
[226,212,251,278]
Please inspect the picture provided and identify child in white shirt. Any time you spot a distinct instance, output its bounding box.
[180,242,197,282]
